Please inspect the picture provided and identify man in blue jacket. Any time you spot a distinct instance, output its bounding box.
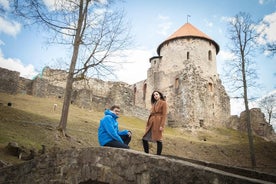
[98,105,132,149]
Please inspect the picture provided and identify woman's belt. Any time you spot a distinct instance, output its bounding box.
[151,113,162,116]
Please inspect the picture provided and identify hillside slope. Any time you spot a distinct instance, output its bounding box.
[0,92,275,175]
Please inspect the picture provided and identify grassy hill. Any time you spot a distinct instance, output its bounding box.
[0,92,276,175]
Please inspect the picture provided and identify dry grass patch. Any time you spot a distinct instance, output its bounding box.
[0,92,276,175]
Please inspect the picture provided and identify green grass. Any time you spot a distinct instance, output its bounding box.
[0,92,276,175]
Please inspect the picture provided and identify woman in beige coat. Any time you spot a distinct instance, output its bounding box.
[142,90,167,155]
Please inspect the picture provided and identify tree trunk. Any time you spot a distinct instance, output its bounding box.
[57,0,85,135]
[242,58,256,168]
[245,101,256,168]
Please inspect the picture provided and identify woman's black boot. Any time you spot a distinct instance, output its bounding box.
[142,139,149,153]
[157,141,162,155]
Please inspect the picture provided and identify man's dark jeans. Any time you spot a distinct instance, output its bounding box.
[104,135,131,149]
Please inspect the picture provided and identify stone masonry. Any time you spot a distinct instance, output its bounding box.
[0,147,274,184]
[226,108,276,141]
[0,67,20,94]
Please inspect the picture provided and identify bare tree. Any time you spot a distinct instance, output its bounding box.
[258,93,276,124]
[265,42,276,56]
[225,12,260,168]
[11,0,131,136]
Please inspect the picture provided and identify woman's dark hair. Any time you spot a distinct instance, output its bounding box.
[151,91,165,104]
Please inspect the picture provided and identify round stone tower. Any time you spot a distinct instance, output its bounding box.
[144,23,230,128]
[157,23,219,80]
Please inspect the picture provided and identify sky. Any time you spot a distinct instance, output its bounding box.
[0,0,276,128]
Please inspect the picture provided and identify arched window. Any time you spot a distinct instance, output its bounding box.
[187,52,190,60]
[208,82,213,92]
[208,50,212,61]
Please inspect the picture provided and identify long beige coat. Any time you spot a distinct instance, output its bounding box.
[143,100,167,141]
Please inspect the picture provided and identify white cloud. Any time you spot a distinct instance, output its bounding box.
[204,19,213,27]
[259,0,265,4]
[262,12,276,42]
[257,11,276,44]
[217,50,235,62]
[0,0,9,10]
[157,14,172,36]
[0,17,21,37]
[42,0,79,11]
[0,50,38,79]
[158,15,170,21]
[110,49,152,84]
[230,98,244,115]
[221,16,234,23]
[258,0,276,5]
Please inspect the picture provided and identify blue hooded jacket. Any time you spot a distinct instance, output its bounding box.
[98,109,129,146]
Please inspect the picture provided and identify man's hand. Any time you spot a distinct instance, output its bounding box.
[127,131,132,137]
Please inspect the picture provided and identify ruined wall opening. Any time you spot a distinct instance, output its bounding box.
[187,52,190,60]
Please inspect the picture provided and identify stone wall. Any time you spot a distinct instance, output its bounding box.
[0,67,149,120]
[17,77,33,95]
[0,67,20,94]
[0,147,272,184]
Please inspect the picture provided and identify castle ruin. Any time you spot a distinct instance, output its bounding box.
[133,23,230,128]
[1,22,275,139]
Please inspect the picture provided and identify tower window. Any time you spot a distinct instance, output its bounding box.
[187,52,190,60]
[208,83,213,92]
[175,78,179,89]
[208,50,212,61]
[143,83,147,100]
[134,86,137,105]
[199,119,204,127]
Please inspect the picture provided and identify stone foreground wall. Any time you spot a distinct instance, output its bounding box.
[0,147,270,184]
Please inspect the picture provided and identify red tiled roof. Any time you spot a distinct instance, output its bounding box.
[157,23,219,55]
